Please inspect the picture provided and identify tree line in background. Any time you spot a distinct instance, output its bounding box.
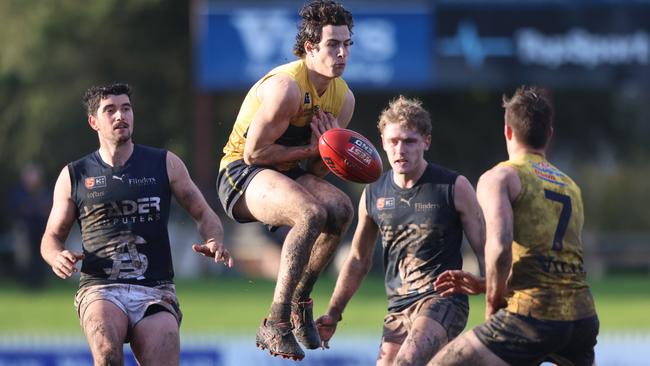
[0,0,191,229]
[2,0,650,238]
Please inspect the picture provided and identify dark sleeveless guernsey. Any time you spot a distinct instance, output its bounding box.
[366,163,467,312]
[68,144,173,288]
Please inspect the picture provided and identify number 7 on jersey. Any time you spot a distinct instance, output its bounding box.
[544,189,572,251]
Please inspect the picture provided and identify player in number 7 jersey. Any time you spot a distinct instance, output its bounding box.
[429,86,599,366]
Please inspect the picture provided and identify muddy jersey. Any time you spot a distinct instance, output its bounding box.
[219,59,350,172]
[366,163,466,312]
[68,144,173,288]
[500,153,596,321]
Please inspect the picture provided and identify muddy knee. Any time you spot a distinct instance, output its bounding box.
[300,203,328,233]
[325,194,354,233]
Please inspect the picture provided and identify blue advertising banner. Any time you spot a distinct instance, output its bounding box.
[0,333,648,365]
[433,1,650,89]
[194,1,650,91]
[194,3,433,91]
[0,349,221,366]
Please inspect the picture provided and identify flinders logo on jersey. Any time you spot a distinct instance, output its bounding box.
[415,202,440,212]
[128,176,157,186]
[376,197,395,210]
[85,176,106,189]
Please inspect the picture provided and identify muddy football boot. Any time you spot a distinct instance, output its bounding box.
[255,318,305,361]
[291,298,321,349]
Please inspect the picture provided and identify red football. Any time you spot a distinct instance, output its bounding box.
[318,128,383,183]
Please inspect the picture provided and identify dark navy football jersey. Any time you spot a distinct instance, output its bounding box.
[366,163,467,312]
[68,144,173,287]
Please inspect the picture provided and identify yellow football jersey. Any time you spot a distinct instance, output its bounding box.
[501,153,596,321]
[219,59,350,172]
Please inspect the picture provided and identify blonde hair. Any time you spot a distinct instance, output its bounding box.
[377,95,431,136]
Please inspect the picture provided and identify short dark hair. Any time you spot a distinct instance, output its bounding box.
[502,86,554,149]
[293,0,354,58]
[83,83,132,116]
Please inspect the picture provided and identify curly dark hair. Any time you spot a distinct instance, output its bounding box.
[83,83,132,116]
[502,85,554,149]
[293,0,354,58]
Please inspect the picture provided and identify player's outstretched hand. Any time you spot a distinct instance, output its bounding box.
[52,250,84,279]
[310,110,340,140]
[434,270,485,296]
[192,238,234,268]
[315,314,339,349]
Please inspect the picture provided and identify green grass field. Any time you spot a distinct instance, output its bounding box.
[0,274,648,335]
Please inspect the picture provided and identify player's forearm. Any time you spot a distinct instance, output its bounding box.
[195,210,225,244]
[244,143,317,166]
[326,258,371,320]
[485,243,511,312]
[40,234,65,267]
[466,233,486,277]
[474,252,486,278]
[461,210,487,276]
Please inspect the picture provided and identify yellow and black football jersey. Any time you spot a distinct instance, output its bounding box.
[500,153,596,321]
[220,59,349,172]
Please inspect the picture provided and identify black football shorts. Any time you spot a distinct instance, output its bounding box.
[217,159,306,223]
[473,309,599,366]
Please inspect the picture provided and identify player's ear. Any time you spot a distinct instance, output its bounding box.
[305,41,317,56]
[424,134,432,150]
[504,124,513,141]
[88,115,99,131]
